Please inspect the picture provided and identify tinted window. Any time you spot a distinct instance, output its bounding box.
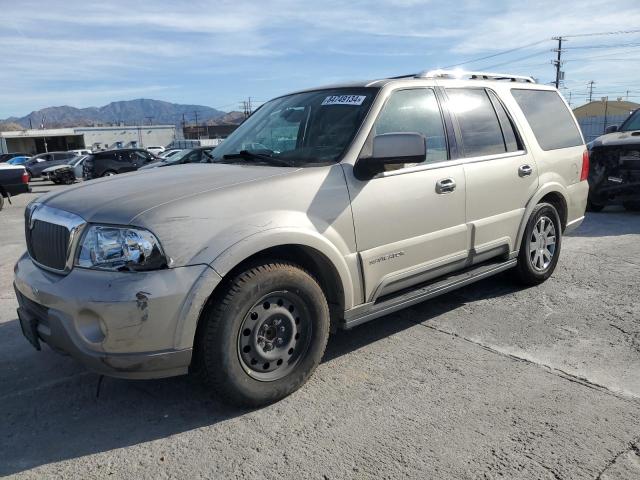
[487,90,520,152]
[512,89,583,150]
[373,88,447,165]
[447,88,506,157]
[620,109,640,132]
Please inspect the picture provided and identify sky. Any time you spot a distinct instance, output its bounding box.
[1,0,640,119]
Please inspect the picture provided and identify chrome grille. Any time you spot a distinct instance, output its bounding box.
[28,220,70,270]
[25,204,86,273]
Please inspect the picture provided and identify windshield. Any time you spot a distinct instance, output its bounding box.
[620,110,640,132]
[210,87,378,166]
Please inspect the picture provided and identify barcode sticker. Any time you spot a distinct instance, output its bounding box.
[321,95,367,106]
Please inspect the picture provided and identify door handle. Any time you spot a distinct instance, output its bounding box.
[436,178,456,194]
[518,164,533,177]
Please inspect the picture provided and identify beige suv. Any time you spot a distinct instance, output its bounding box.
[14,70,588,406]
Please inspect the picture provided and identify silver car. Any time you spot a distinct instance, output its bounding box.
[14,70,588,406]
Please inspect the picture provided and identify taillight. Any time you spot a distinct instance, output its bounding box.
[580,149,589,181]
[21,170,29,184]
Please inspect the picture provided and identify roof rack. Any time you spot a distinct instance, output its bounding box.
[415,69,536,83]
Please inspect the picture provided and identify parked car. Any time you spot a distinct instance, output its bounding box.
[586,108,640,211]
[68,149,92,156]
[0,163,29,210]
[42,155,87,184]
[14,70,588,407]
[24,151,78,179]
[7,156,31,166]
[146,146,165,155]
[158,149,183,158]
[83,148,157,179]
[0,152,29,162]
[139,147,214,170]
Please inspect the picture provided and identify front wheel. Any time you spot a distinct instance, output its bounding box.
[623,201,640,212]
[196,261,330,407]
[514,203,562,286]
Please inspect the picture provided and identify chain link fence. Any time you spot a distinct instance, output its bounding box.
[577,114,629,143]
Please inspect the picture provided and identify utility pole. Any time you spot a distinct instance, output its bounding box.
[626,90,630,101]
[28,118,33,129]
[568,91,572,106]
[553,36,563,89]
[588,81,595,103]
[193,111,200,139]
[145,116,153,126]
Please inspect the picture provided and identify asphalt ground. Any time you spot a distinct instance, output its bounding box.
[1,179,639,479]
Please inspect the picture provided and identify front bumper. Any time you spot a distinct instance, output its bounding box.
[13,253,220,379]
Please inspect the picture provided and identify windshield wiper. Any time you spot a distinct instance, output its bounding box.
[222,150,295,167]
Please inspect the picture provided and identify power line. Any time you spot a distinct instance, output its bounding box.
[442,39,550,68]
[477,50,550,70]
[562,42,640,50]
[561,29,640,38]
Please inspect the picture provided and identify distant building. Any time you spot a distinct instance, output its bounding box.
[183,124,238,140]
[573,100,639,142]
[0,125,176,154]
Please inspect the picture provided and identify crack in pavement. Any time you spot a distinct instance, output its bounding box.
[412,321,640,405]
[595,436,640,480]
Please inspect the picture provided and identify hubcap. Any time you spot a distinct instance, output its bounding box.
[237,292,312,381]
[529,216,556,272]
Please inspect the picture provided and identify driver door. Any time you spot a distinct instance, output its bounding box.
[346,88,468,302]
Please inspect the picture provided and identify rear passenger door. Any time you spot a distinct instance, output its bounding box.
[445,87,538,262]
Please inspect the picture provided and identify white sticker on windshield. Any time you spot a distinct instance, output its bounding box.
[321,95,367,106]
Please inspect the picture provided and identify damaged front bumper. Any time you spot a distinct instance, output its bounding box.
[13,252,219,379]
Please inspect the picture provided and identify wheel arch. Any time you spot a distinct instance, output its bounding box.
[175,230,357,353]
[515,183,569,251]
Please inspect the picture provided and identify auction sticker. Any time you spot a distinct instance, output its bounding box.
[321,95,367,106]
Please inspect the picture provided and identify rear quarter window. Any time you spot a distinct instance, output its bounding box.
[511,89,583,151]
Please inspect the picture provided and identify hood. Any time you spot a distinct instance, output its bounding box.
[39,163,297,225]
[591,130,640,148]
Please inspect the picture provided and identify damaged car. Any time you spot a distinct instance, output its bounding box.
[587,108,640,211]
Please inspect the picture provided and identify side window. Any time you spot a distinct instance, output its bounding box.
[487,90,520,152]
[446,88,506,157]
[511,89,583,150]
[373,88,447,166]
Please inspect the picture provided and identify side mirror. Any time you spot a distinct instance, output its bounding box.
[605,124,619,134]
[354,132,426,180]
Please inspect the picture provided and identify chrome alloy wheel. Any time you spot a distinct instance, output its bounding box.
[237,292,312,381]
[529,216,556,272]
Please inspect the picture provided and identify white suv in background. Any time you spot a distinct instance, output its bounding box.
[14,70,588,407]
[146,146,165,155]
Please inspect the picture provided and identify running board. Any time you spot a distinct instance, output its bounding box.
[341,259,517,329]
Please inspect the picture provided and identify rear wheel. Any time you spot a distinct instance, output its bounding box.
[514,203,562,286]
[102,170,116,177]
[196,261,330,407]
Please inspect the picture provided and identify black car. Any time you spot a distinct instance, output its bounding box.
[0,152,29,163]
[83,149,157,179]
[24,151,78,179]
[587,109,640,211]
[0,165,30,210]
[138,146,215,170]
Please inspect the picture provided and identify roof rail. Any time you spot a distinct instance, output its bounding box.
[416,69,536,83]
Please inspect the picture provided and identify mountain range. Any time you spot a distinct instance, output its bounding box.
[0,99,243,130]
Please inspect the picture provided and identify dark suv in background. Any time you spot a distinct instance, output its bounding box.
[83,149,157,179]
[25,152,78,179]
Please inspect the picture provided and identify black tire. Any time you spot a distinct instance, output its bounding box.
[102,170,117,177]
[586,198,605,212]
[196,261,330,407]
[514,203,562,286]
[623,201,640,212]
[0,195,4,211]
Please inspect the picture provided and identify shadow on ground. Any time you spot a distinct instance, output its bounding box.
[0,274,519,475]
[569,209,640,238]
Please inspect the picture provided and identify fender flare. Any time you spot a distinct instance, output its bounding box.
[210,227,356,309]
[515,182,569,251]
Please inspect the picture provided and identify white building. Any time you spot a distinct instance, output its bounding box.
[0,125,176,154]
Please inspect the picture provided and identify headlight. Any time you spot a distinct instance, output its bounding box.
[76,225,169,271]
